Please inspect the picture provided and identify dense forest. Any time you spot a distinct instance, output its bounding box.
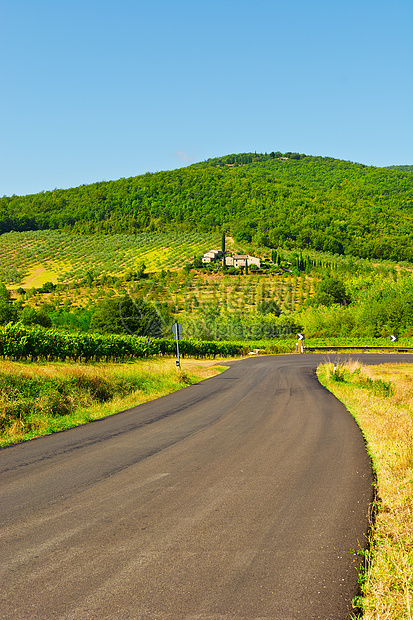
[1,152,412,262]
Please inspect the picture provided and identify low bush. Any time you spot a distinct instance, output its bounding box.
[327,362,394,397]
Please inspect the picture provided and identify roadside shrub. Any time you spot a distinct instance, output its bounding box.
[330,364,347,382]
[38,385,73,417]
[0,366,140,438]
[327,362,393,396]
[361,376,394,398]
[68,373,115,402]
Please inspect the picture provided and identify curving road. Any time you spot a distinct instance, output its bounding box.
[1,353,412,619]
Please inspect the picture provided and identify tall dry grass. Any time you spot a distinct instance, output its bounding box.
[318,361,413,619]
[0,358,227,446]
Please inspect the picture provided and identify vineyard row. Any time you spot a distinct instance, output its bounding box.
[0,323,293,362]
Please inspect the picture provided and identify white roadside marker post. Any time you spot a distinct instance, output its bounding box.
[172,322,183,371]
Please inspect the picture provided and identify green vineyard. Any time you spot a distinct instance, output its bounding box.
[0,323,295,362]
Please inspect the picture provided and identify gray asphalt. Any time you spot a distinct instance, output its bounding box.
[1,353,411,619]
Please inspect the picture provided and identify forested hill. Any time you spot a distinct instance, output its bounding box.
[1,152,413,262]
[385,165,413,173]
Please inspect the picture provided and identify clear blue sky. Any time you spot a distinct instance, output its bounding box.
[1,0,412,197]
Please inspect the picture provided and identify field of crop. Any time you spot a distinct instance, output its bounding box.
[186,272,314,312]
[0,230,221,285]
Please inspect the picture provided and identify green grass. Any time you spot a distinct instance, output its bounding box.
[303,336,413,349]
[0,358,228,446]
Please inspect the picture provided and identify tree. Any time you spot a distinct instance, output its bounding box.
[257,300,281,316]
[39,281,56,293]
[136,261,146,279]
[0,283,11,303]
[0,301,16,324]
[19,305,52,328]
[0,283,17,324]
[315,277,349,306]
[323,236,344,255]
[90,294,164,336]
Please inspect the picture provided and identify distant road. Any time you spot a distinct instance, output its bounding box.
[1,354,412,619]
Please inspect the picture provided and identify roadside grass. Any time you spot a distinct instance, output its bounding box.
[0,358,228,447]
[317,361,413,619]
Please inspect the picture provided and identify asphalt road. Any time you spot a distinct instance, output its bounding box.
[1,353,412,620]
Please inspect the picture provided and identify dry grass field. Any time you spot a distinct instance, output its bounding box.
[318,361,413,619]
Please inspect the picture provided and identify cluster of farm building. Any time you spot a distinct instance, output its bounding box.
[202,249,261,269]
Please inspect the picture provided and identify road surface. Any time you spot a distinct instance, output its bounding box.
[1,354,411,619]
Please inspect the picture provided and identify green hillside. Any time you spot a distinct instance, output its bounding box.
[0,230,220,285]
[385,165,413,173]
[1,152,412,262]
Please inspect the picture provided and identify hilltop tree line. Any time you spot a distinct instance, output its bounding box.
[1,153,412,262]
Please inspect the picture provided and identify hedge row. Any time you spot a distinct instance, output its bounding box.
[0,323,288,362]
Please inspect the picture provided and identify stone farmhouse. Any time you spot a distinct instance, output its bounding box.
[201,249,260,269]
[202,249,224,263]
[225,254,261,269]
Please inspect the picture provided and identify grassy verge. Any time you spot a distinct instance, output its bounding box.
[317,361,413,619]
[0,358,228,447]
[304,337,413,352]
